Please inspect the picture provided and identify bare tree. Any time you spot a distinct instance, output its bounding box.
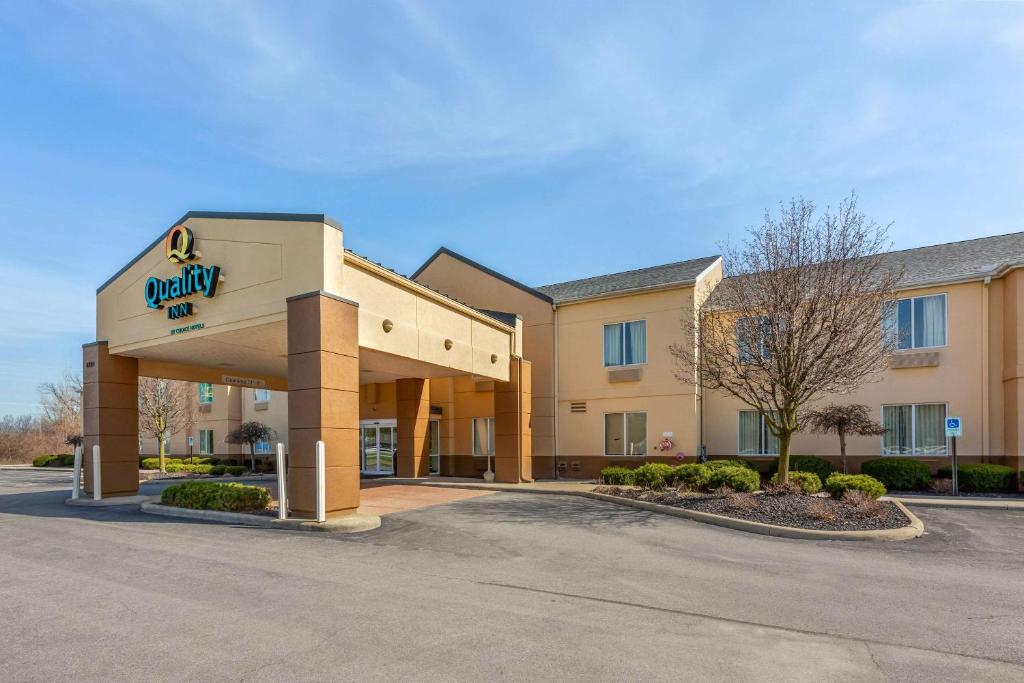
[39,373,83,444]
[804,404,886,474]
[226,421,277,472]
[671,194,901,482]
[138,378,195,472]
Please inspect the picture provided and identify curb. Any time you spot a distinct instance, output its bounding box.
[891,496,1024,511]
[140,502,381,533]
[410,481,924,541]
[65,495,153,507]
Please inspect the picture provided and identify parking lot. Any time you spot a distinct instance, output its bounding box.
[1,468,1022,681]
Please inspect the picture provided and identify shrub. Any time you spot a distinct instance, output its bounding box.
[763,480,801,496]
[141,457,187,470]
[59,454,76,466]
[770,470,822,495]
[220,459,240,467]
[160,481,270,512]
[632,463,675,490]
[825,473,886,499]
[767,455,835,482]
[929,477,953,495]
[599,466,635,486]
[670,463,712,490]
[726,492,759,510]
[842,489,886,517]
[706,459,758,472]
[225,466,247,476]
[937,463,1015,493]
[32,454,57,467]
[806,497,836,521]
[861,459,931,491]
[708,465,760,493]
[209,465,227,476]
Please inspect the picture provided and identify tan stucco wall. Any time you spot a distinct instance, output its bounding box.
[413,252,557,475]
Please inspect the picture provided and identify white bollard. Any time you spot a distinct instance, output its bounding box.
[315,440,326,523]
[276,442,287,520]
[92,445,102,501]
[71,445,82,499]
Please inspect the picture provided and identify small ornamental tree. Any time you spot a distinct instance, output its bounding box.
[804,404,886,474]
[226,421,277,472]
[671,194,902,482]
[138,378,195,472]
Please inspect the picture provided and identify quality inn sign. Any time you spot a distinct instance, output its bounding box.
[144,225,222,320]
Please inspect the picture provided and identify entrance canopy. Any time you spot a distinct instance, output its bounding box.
[96,212,518,388]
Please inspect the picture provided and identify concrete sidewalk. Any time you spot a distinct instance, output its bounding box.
[889,494,1024,510]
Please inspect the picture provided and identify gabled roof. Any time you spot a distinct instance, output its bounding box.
[536,255,721,303]
[879,231,1024,288]
[412,247,554,303]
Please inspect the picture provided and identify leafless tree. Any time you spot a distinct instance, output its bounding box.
[138,378,195,472]
[39,373,83,444]
[671,194,901,481]
[804,404,886,474]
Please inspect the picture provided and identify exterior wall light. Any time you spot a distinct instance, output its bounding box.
[444,339,453,350]
[382,319,393,333]
[490,354,498,364]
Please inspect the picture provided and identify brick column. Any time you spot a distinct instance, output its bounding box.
[494,358,532,483]
[286,291,361,518]
[82,341,139,497]
[396,378,430,478]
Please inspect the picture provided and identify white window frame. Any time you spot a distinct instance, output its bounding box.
[886,293,948,351]
[603,319,648,367]
[253,388,270,402]
[603,411,648,456]
[255,439,273,455]
[880,402,949,456]
[471,417,495,457]
[199,429,214,455]
[736,410,779,456]
[429,419,441,474]
[736,316,772,364]
[198,383,214,405]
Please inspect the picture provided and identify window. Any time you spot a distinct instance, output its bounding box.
[884,294,946,350]
[253,389,270,402]
[883,403,947,455]
[429,419,441,474]
[472,418,494,456]
[604,412,647,455]
[603,320,647,366]
[737,410,779,455]
[255,440,273,455]
[198,383,214,405]
[736,316,772,364]
[199,429,214,455]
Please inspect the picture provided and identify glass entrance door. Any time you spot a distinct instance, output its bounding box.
[361,420,397,475]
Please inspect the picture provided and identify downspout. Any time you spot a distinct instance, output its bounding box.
[982,275,991,461]
[553,303,560,480]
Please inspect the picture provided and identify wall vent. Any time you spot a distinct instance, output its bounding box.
[889,351,940,369]
[570,401,587,413]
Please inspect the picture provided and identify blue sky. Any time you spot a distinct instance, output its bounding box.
[1,1,1023,415]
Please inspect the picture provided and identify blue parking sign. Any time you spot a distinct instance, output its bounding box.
[945,417,962,437]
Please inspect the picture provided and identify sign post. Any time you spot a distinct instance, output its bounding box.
[187,435,194,464]
[945,417,962,497]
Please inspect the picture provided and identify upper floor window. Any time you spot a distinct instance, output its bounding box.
[884,294,946,350]
[254,389,270,402]
[882,403,947,455]
[604,320,647,366]
[738,410,779,455]
[198,383,214,405]
[736,316,772,364]
[255,440,274,455]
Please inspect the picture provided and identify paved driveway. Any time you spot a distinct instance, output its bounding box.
[0,467,1022,681]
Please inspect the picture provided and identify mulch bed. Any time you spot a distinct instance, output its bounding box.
[594,487,912,531]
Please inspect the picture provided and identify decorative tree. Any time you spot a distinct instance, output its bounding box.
[137,378,195,472]
[671,194,902,482]
[226,421,277,472]
[804,404,886,474]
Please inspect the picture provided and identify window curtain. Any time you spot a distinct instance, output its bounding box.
[473,419,493,456]
[605,413,624,455]
[763,413,780,455]
[603,324,623,366]
[625,321,647,364]
[626,412,647,455]
[914,295,946,348]
[738,411,760,454]
[882,406,911,454]
[915,404,947,455]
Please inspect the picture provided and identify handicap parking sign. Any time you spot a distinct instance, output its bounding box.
[945,417,962,438]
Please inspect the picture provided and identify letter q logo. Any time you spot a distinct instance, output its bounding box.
[165,225,198,263]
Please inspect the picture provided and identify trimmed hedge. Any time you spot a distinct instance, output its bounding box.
[225,466,247,476]
[825,473,886,499]
[632,463,675,489]
[861,459,931,491]
[706,459,758,472]
[32,454,75,467]
[708,465,761,493]
[770,470,822,494]
[767,455,835,482]
[600,466,635,486]
[670,463,712,490]
[160,481,270,512]
[937,463,1015,493]
[209,465,227,476]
